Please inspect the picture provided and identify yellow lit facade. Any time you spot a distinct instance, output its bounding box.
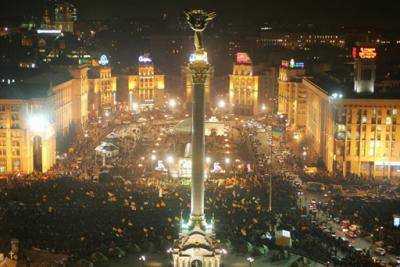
[50,80,74,135]
[89,67,117,114]
[229,63,259,115]
[0,66,92,174]
[128,63,165,108]
[71,66,89,126]
[334,99,400,179]
[278,76,334,172]
[0,99,56,174]
[277,66,306,126]
[278,67,400,179]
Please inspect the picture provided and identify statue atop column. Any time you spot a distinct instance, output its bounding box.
[184,10,216,52]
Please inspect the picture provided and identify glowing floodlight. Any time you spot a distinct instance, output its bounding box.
[132,102,139,112]
[217,100,226,109]
[166,155,174,164]
[28,114,50,132]
[168,99,177,108]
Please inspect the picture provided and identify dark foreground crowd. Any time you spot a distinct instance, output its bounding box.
[0,113,396,266]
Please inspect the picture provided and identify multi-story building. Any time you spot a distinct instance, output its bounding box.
[229,53,259,115]
[258,32,346,49]
[0,85,56,173]
[88,61,117,115]
[54,1,77,33]
[24,68,78,135]
[0,65,92,174]
[277,59,307,126]
[278,65,400,179]
[70,66,89,126]
[333,98,400,179]
[127,55,165,110]
[278,69,334,172]
[352,45,377,93]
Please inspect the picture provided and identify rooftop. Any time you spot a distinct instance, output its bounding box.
[307,74,400,100]
[0,67,72,100]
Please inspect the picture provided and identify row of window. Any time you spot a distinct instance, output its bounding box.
[0,105,20,112]
[0,158,21,172]
[0,148,20,156]
[344,141,399,158]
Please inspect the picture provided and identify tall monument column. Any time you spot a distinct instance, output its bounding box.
[189,61,209,228]
[172,10,222,267]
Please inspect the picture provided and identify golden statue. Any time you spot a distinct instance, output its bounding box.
[184,9,217,52]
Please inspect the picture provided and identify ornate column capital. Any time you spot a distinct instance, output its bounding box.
[189,62,210,84]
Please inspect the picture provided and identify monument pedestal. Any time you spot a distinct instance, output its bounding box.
[172,230,221,267]
[173,217,221,267]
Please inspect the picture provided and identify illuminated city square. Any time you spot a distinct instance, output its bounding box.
[0,1,399,266]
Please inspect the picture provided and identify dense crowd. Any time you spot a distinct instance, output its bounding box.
[0,111,396,267]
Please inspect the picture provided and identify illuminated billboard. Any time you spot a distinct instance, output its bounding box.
[37,29,62,35]
[352,47,377,59]
[139,55,152,63]
[98,54,109,66]
[281,59,304,69]
[236,52,251,65]
[189,52,208,63]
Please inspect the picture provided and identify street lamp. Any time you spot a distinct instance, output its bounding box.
[168,99,177,109]
[224,157,231,164]
[261,103,267,111]
[150,154,157,161]
[206,156,212,164]
[132,102,139,112]
[138,255,146,267]
[28,113,51,133]
[246,257,254,267]
[293,132,300,141]
[217,99,226,109]
[166,155,174,164]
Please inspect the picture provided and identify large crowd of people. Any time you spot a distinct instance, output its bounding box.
[0,110,397,266]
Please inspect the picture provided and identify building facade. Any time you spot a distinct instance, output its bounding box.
[277,61,306,126]
[229,53,259,115]
[353,46,377,93]
[278,66,400,179]
[334,99,400,179]
[278,75,334,172]
[54,1,77,33]
[71,66,89,126]
[88,66,117,115]
[0,65,91,174]
[0,96,56,174]
[128,56,165,110]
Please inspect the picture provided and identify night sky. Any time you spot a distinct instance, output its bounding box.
[0,0,399,28]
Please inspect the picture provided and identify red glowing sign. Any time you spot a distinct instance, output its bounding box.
[236,53,251,64]
[352,47,377,59]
